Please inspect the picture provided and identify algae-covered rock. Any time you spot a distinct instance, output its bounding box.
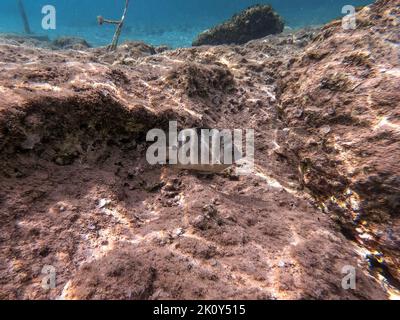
[192,4,284,46]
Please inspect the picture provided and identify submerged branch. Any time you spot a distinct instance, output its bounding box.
[97,0,130,51]
[16,0,32,34]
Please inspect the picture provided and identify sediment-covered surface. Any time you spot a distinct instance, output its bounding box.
[0,0,399,300]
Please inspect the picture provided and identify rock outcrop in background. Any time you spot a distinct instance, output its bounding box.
[192,4,284,46]
[0,0,399,300]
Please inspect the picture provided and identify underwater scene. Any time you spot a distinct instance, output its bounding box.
[0,0,400,303]
[0,0,374,47]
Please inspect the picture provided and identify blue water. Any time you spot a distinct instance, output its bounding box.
[0,0,374,48]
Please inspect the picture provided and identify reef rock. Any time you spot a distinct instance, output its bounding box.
[192,4,284,46]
